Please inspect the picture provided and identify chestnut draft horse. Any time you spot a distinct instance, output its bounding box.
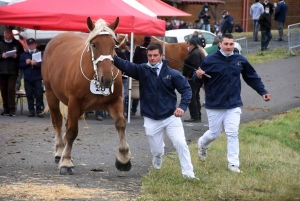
[42,17,131,175]
[117,34,207,72]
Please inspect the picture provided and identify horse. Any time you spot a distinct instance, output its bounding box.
[116,34,207,72]
[42,17,131,175]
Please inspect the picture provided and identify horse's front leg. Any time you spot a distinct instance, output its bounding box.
[108,98,131,171]
[59,99,81,175]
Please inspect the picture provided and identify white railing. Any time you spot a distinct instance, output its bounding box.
[234,37,248,58]
[288,22,300,55]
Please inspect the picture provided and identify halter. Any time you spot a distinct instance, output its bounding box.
[80,31,120,95]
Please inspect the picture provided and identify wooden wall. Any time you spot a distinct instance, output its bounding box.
[162,0,300,32]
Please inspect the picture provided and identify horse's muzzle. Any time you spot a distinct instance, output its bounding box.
[100,76,113,90]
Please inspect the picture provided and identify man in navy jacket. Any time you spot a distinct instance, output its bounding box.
[220,10,234,34]
[193,33,271,173]
[19,38,44,117]
[113,42,198,180]
[274,0,288,41]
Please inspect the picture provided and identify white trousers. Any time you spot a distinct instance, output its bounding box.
[198,107,241,167]
[144,115,195,177]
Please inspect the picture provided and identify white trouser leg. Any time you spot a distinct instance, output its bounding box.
[165,115,194,177]
[198,109,224,148]
[144,117,165,158]
[224,107,241,167]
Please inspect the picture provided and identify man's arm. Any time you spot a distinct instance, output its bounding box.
[113,55,140,80]
[173,72,192,112]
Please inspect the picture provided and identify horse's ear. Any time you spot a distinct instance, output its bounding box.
[109,17,119,31]
[87,17,95,31]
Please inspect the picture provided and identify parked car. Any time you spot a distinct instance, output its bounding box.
[157,29,242,53]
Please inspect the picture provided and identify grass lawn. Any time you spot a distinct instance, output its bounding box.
[138,108,300,201]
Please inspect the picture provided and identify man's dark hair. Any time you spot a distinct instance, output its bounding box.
[255,0,259,2]
[147,42,163,54]
[188,39,198,47]
[221,33,233,41]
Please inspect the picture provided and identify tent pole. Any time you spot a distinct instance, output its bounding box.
[163,36,166,59]
[127,32,134,123]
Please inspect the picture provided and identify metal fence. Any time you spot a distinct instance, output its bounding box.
[288,22,300,55]
[234,37,248,58]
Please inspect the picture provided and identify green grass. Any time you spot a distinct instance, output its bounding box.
[138,108,300,201]
[232,29,289,39]
[248,48,294,65]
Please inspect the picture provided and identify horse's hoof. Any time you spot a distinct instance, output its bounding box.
[60,166,75,175]
[115,159,131,171]
[55,156,61,164]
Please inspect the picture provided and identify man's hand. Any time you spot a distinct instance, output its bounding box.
[12,54,17,59]
[174,108,184,117]
[26,59,31,65]
[2,53,5,58]
[263,94,271,102]
[31,60,37,66]
[196,68,205,79]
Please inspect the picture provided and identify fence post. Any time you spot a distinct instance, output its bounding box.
[288,22,300,55]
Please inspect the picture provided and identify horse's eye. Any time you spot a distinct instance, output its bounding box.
[91,43,96,48]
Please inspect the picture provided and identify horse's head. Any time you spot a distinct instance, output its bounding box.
[86,17,119,91]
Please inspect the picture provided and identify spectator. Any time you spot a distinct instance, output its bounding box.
[261,0,274,15]
[13,29,28,91]
[166,22,174,30]
[193,33,271,173]
[0,28,23,117]
[198,3,211,31]
[188,22,195,29]
[191,31,202,46]
[250,0,264,41]
[178,21,189,29]
[220,10,234,34]
[213,19,223,34]
[18,38,44,117]
[182,39,205,123]
[212,30,222,45]
[258,6,272,51]
[131,36,151,115]
[113,41,198,180]
[274,0,288,41]
[198,31,206,48]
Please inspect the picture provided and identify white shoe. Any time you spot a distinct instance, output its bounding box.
[152,156,162,170]
[228,165,242,173]
[198,144,207,161]
[183,174,200,180]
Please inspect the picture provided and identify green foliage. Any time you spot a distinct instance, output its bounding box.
[139,108,300,201]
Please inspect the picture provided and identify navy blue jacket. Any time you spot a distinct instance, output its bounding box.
[274,2,288,22]
[19,51,42,82]
[220,15,234,33]
[113,55,192,120]
[192,50,268,109]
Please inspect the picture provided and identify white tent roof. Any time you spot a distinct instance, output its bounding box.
[123,0,157,18]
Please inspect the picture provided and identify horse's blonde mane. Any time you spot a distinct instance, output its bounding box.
[86,19,116,45]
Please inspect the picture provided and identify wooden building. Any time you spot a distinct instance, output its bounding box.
[163,0,300,32]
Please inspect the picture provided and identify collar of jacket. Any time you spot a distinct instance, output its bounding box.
[189,46,199,54]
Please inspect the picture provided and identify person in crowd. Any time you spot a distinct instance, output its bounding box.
[197,31,206,48]
[193,33,271,173]
[191,31,202,46]
[261,0,274,15]
[213,19,223,34]
[259,6,272,51]
[0,28,23,117]
[220,10,234,34]
[182,39,205,123]
[130,36,151,116]
[212,30,223,45]
[250,0,264,41]
[13,29,28,92]
[188,22,195,29]
[178,21,189,29]
[113,41,198,180]
[198,3,211,31]
[18,38,44,117]
[166,22,174,31]
[274,0,288,41]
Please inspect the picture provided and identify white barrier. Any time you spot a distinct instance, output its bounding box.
[288,22,300,55]
[234,37,248,58]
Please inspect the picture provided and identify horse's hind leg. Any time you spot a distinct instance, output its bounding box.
[45,89,64,164]
[59,98,81,175]
[108,98,131,171]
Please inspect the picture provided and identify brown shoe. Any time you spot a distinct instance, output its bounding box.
[184,118,201,123]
